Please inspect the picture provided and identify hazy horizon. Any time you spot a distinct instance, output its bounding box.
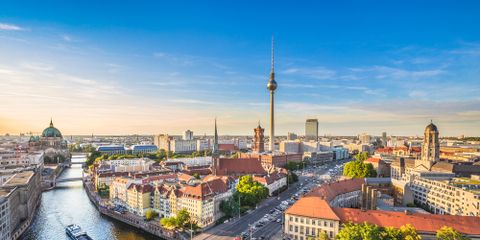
[1,1,479,136]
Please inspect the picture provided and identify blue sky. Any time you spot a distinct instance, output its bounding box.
[0,1,479,136]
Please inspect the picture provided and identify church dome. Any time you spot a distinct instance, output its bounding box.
[41,119,63,138]
[425,122,438,132]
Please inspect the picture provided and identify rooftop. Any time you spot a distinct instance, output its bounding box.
[3,171,34,186]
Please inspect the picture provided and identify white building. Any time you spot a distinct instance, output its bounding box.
[170,139,196,153]
[279,141,301,154]
[183,130,194,141]
[196,139,211,151]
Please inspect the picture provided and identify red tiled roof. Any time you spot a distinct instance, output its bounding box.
[215,157,266,176]
[219,143,236,151]
[366,157,381,163]
[182,178,229,200]
[252,172,286,185]
[333,208,480,235]
[308,178,364,201]
[285,196,339,221]
[128,183,153,193]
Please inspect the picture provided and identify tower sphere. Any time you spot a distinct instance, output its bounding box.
[267,79,277,91]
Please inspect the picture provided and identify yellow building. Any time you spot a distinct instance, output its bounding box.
[127,183,153,216]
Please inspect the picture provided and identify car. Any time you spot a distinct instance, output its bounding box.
[224,219,229,223]
[270,209,276,214]
[276,219,281,223]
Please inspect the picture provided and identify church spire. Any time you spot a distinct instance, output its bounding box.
[50,118,54,127]
[213,118,219,155]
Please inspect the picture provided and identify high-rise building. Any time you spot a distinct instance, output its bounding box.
[267,37,277,152]
[153,134,172,151]
[382,131,387,146]
[253,123,265,153]
[359,133,371,144]
[287,132,297,141]
[183,130,193,140]
[305,119,319,141]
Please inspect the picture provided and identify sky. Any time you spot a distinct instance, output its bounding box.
[0,1,479,137]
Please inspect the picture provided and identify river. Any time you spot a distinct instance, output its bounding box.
[20,155,159,240]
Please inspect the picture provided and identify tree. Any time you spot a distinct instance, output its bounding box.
[220,196,240,218]
[288,171,299,184]
[318,230,330,240]
[436,226,470,240]
[144,209,158,221]
[160,217,176,230]
[354,152,369,161]
[193,173,201,179]
[176,208,191,228]
[343,158,377,178]
[337,222,419,240]
[399,224,421,240]
[235,175,268,207]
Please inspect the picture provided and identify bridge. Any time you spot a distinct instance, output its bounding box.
[71,162,85,165]
[56,177,83,183]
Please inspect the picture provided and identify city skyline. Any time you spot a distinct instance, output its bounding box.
[1,1,480,136]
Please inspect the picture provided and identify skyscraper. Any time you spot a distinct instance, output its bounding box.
[305,119,319,141]
[267,37,277,152]
[183,129,193,140]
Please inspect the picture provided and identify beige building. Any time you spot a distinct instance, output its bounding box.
[411,174,480,216]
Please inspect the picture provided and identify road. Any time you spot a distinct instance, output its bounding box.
[194,159,349,240]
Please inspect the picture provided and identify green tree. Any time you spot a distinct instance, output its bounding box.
[318,230,331,240]
[144,209,158,221]
[400,224,421,240]
[288,171,299,184]
[235,175,268,207]
[343,159,377,178]
[336,222,383,240]
[381,227,402,240]
[175,208,191,228]
[160,217,176,230]
[220,196,240,217]
[436,226,470,240]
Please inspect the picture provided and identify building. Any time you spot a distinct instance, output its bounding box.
[183,130,194,141]
[389,122,480,216]
[331,147,349,160]
[279,141,301,154]
[287,132,298,141]
[28,119,68,151]
[169,139,197,153]
[0,170,42,240]
[382,132,387,146]
[359,133,371,144]
[410,175,480,216]
[284,177,480,239]
[131,145,158,154]
[153,134,173,152]
[365,157,390,177]
[304,151,333,164]
[96,145,126,155]
[252,123,265,153]
[305,119,319,141]
[196,139,211,151]
[252,172,287,196]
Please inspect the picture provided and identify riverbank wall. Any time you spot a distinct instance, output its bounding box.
[83,180,180,240]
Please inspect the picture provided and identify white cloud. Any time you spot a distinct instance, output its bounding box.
[0,23,24,31]
[281,66,336,80]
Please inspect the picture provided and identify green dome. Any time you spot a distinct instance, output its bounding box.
[41,120,63,138]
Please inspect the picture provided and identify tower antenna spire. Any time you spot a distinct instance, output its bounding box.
[271,35,275,74]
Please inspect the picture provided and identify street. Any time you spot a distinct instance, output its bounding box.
[194,159,349,240]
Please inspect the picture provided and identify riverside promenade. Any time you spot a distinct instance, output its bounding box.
[83,178,182,240]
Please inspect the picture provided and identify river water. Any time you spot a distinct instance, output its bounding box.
[20,155,158,240]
